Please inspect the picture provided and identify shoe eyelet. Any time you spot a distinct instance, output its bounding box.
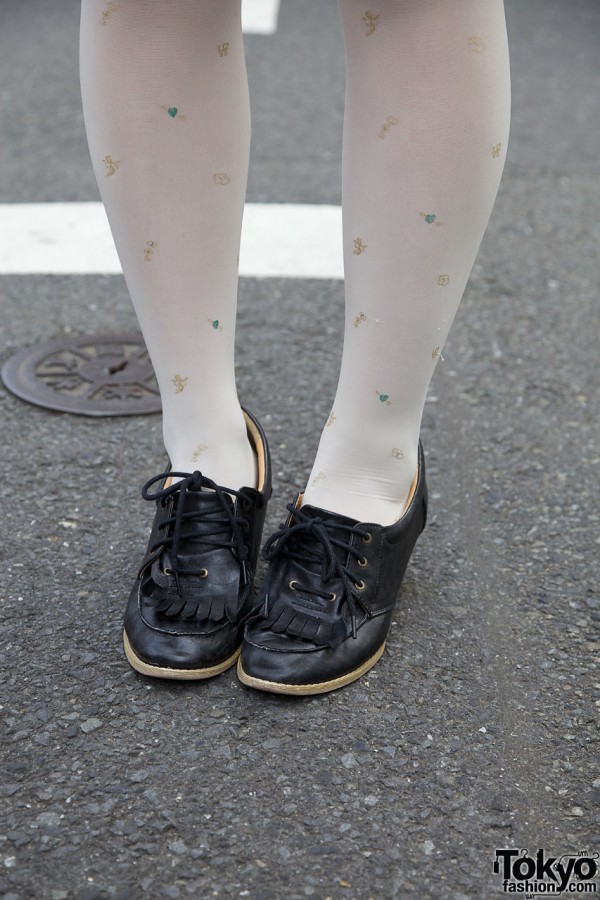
[200,568,208,579]
[358,557,368,568]
[163,567,174,576]
[354,580,365,591]
[288,580,297,591]
[362,532,372,545]
[328,592,337,603]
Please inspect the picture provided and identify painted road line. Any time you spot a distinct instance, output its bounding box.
[0,202,344,280]
[242,0,281,35]
[242,203,343,279]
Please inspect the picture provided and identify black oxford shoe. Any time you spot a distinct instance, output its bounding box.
[238,442,427,695]
[123,410,271,679]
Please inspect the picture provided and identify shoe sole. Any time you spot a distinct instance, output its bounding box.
[236,641,386,696]
[123,632,240,680]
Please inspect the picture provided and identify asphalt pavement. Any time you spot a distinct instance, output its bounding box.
[0,1,598,898]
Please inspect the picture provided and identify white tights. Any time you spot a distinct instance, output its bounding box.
[80,0,510,524]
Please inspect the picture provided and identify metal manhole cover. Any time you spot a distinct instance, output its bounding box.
[1,333,161,416]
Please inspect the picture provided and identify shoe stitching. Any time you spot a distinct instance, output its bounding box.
[238,642,385,691]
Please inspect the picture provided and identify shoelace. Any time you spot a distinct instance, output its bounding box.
[262,504,371,640]
[143,471,249,597]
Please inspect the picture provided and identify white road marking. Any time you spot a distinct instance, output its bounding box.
[0,202,344,280]
[242,204,343,279]
[242,0,281,35]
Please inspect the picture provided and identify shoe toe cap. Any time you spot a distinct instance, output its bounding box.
[124,586,242,674]
[239,614,389,693]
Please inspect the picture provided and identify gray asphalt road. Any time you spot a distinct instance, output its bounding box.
[1,1,598,898]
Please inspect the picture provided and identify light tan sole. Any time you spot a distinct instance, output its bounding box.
[123,632,240,680]
[236,641,386,695]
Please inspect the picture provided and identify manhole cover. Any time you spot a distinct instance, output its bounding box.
[1,333,161,416]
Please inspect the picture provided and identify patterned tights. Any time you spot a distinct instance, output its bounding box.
[80,0,510,525]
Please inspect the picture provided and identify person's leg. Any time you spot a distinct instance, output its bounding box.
[81,0,273,681]
[303,0,511,525]
[239,0,510,694]
[80,0,255,490]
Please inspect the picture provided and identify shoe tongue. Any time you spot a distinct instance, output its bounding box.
[179,482,234,513]
[158,485,234,576]
[297,503,359,529]
[289,504,359,581]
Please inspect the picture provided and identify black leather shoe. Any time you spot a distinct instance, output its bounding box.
[238,442,427,695]
[123,410,271,679]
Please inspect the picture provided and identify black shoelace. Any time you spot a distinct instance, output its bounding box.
[262,504,371,640]
[143,471,249,597]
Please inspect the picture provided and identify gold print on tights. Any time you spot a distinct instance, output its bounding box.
[353,238,368,255]
[218,43,230,57]
[326,411,337,427]
[354,312,367,328]
[101,2,118,26]
[378,116,399,140]
[363,12,379,36]
[192,443,208,462]
[144,240,158,262]
[493,143,502,158]
[431,347,444,361]
[311,471,327,487]
[102,155,120,177]
[214,173,231,186]
[172,374,189,394]
[376,391,392,406]
[438,275,450,286]
[391,448,404,460]
[468,36,486,53]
